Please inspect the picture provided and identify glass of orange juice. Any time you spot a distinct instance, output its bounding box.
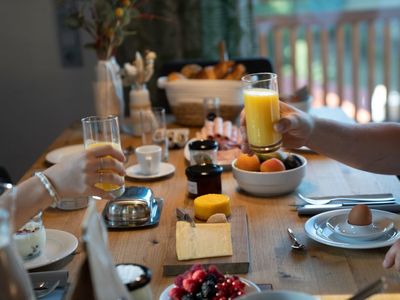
[81,115,125,198]
[241,73,281,155]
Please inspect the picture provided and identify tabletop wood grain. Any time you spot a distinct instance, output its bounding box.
[21,110,400,298]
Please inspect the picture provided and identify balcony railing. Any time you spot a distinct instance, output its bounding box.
[256,7,400,122]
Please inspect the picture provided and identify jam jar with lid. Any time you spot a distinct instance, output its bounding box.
[185,164,223,198]
[188,139,218,165]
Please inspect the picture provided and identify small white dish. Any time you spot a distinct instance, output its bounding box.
[304,209,400,249]
[24,229,78,270]
[326,212,394,241]
[45,144,84,164]
[126,162,175,180]
[159,277,260,300]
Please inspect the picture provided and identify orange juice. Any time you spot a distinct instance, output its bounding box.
[87,141,124,194]
[244,88,281,153]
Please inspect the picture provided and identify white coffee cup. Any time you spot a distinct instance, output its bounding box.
[135,145,162,175]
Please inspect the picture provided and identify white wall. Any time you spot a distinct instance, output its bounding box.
[0,1,96,181]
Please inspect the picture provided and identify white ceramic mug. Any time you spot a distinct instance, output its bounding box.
[135,145,162,175]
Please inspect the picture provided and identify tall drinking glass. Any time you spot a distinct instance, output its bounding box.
[81,115,125,198]
[241,73,282,154]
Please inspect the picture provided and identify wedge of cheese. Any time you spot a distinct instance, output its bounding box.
[176,221,233,260]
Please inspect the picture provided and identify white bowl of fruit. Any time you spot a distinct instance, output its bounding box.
[160,264,260,300]
[232,152,307,197]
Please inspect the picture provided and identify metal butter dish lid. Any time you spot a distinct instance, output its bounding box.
[102,186,163,229]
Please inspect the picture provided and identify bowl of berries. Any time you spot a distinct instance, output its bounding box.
[232,152,307,197]
[160,264,260,300]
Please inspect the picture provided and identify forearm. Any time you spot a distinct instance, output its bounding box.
[307,118,400,174]
[13,176,53,229]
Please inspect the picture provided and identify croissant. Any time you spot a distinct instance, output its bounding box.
[224,63,246,80]
[196,66,217,79]
[214,60,235,79]
[180,64,202,78]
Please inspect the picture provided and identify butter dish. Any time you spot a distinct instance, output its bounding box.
[102,186,163,229]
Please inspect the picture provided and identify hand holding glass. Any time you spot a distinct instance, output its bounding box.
[81,115,125,198]
[241,73,281,154]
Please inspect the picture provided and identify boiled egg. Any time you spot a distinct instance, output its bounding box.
[348,204,372,226]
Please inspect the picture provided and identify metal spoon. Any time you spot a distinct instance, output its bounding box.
[34,280,60,299]
[287,228,305,250]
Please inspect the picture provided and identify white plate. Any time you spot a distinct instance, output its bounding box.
[159,277,260,300]
[304,209,400,249]
[24,229,78,270]
[126,163,175,180]
[326,211,394,241]
[45,144,84,164]
[184,138,240,170]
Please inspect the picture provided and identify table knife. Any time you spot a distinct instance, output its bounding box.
[176,208,196,227]
[301,200,396,209]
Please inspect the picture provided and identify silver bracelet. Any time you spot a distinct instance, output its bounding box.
[34,172,60,208]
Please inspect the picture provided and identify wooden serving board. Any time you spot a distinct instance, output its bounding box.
[163,206,250,276]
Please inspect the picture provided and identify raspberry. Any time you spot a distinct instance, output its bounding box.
[182,278,198,293]
[168,287,186,300]
[192,269,207,282]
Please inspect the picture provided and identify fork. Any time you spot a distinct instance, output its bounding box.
[34,280,60,299]
[297,193,395,205]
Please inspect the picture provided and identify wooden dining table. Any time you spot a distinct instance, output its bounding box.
[20,108,400,299]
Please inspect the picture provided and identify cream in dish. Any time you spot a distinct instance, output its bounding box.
[14,217,46,260]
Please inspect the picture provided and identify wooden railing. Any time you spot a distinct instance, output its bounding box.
[256,8,400,121]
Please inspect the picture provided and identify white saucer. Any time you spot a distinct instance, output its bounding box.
[159,277,260,300]
[24,229,78,270]
[126,163,175,179]
[304,209,400,249]
[45,144,84,164]
[326,212,394,241]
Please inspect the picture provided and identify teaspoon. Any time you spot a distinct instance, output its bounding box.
[287,228,306,250]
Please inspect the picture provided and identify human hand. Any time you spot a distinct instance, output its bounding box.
[44,144,126,199]
[240,101,314,153]
[383,240,400,270]
[273,101,314,149]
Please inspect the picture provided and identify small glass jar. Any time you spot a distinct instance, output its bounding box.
[188,140,218,165]
[13,211,46,260]
[185,164,223,198]
[116,263,153,300]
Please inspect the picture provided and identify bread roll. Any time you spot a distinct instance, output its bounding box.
[196,66,217,79]
[224,63,246,80]
[180,64,202,78]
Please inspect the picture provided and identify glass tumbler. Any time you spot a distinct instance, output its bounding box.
[241,73,282,154]
[81,115,125,198]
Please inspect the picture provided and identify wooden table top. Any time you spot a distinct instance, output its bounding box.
[21,112,400,298]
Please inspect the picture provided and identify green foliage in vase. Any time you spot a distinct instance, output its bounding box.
[63,0,155,60]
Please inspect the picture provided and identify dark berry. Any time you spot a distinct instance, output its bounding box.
[201,280,217,298]
[182,294,194,300]
[283,154,303,170]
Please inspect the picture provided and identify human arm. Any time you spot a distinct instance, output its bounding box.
[9,144,125,228]
[241,101,400,174]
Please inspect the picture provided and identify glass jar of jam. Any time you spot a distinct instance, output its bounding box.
[185,164,223,198]
[188,140,218,165]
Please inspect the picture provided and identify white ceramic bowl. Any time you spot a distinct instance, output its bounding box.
[232,154,307,197]
[238,290,317,300]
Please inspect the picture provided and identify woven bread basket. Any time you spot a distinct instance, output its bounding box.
[158,77,243,126]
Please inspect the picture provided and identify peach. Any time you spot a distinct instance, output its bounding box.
[236,153,260,172]
[260,158,286,172]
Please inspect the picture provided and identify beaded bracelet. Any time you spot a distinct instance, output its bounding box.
[34,172,60,208]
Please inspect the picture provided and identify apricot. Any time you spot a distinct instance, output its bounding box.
[260,158,286,172]
[236,153,260,171]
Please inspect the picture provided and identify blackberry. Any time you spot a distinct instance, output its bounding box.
[201,280,217,298]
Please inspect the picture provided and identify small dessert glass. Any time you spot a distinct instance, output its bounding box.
[14,212,46,260]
